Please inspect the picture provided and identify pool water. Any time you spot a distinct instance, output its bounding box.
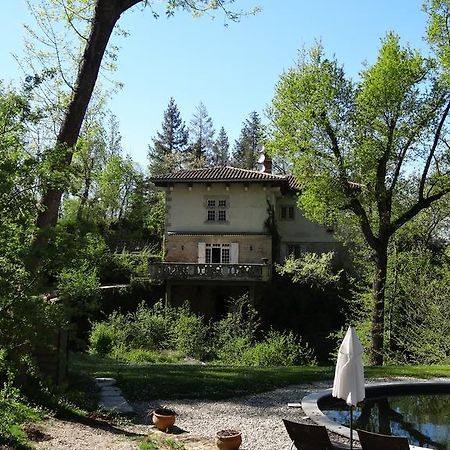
[322,393,450,449]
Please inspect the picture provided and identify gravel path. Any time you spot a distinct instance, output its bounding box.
[34,418,147,450]
[133,380,351,450]
[32,381,344,450]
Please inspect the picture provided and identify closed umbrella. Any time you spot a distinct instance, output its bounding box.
[332,326,365,450]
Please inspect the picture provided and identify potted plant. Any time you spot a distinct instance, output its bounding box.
[152,408,176,431]
[216,429,242,450]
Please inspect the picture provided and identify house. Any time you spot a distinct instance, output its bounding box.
[149,164,337,316]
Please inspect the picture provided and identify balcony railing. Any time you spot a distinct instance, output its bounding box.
[149,262,272,282]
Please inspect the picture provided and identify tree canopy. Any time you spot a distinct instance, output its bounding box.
[268,32,450,364]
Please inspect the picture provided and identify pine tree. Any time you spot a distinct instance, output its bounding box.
[232,111,265,169]
[211,126,230,166]
[148,98,188,176]
[188,102,215,167]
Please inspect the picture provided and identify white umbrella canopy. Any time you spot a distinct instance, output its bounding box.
[332,326,365,406]
[332,326,365,450]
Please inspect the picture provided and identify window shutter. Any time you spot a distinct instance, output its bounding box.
[230,243,239,264]
[198,242,206,263]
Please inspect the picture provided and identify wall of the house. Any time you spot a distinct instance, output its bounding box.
[275,194,337,260]
[162,182,338,264]
[165,182,274,234]
[165,233,272,263]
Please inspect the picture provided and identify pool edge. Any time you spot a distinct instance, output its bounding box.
[301,379,450,450]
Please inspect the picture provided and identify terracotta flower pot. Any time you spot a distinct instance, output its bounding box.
[216,429,242,450]
[152,408,176,431]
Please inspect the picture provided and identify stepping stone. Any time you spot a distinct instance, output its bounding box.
[95,377,117,387]
[95,377,134,415]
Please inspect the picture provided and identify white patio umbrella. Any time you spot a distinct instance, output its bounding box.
[332,326,365,450]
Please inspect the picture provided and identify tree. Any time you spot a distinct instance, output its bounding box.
[267,34,450,365]
[188,101,215,167]
[232,111,264,169]
[148,97,188,176]
[211,126,230,166]
[32,0,257,241]
[97,154,140,222]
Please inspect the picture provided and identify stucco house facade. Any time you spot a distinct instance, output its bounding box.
[149,165,338,315]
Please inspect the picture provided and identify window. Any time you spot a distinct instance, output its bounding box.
[205,243,231,263]
[198,242,238,264]
[206,197,228,222]
[281,205,295,220]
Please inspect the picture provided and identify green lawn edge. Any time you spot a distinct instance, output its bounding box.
[70,353,450,401]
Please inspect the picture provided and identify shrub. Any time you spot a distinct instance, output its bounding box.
[240,331,316,367]
[213,294,259,353]
[130,302,174,350]
[215,336,253,365]
[111,348,183,364]
[88,322,116,356]
[173,311,210,360]
[0,379,43,448]
[276,252,342,289]
[88,311,129,356]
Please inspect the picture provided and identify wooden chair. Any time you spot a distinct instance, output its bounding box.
[357,429,410,450]
[282,419,348,450]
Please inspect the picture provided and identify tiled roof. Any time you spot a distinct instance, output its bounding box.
[151,166,287,183]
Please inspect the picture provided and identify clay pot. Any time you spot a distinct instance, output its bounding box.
[216,429,242,450]
[152,408,176,431]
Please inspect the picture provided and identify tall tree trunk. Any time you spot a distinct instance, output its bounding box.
[370,243,388,365]
[36,1,123,230]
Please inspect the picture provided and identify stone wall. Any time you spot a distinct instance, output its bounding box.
[165,234,272,264]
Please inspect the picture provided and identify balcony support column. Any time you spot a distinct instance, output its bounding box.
[165,282,172,305]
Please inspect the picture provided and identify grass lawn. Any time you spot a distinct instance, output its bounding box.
[70,353,450,401]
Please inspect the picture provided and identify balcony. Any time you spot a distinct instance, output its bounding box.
[149,262,272,282]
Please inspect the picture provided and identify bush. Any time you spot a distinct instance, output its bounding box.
[213,294,259,352]
[88,311,129,355]
[240,331,316,367]
[215,336,253,365]
[111,348,183,364]
[88,322,116,356]
[173,310,210,360]
[130,302,174,350]
[0,379,43,449]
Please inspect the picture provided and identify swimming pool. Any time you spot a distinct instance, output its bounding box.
[302,381,450,450]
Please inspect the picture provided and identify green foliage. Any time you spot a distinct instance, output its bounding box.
[130,302,174,351]
[148,97,189,176]
[213,295,259,359]
[387,244,450,364]
[0,379,44,449]
[145,191,166,243]
[267,30,450,364]
[173,310,210,360]
[88,311,128,356]
[88,322,116,357]
[240,331,316,367]
[57,262,100,331]
[112,348,183,364]
[232,111,265,169]
[188,102,215,167]
[88,296,315,367]
[276,252,342,289]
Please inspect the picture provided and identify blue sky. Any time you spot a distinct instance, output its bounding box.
[1,1,428,168]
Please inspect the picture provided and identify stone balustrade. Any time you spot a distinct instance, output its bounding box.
[149,262,271,282]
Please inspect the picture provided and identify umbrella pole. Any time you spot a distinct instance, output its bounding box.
[349,405,353,450]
